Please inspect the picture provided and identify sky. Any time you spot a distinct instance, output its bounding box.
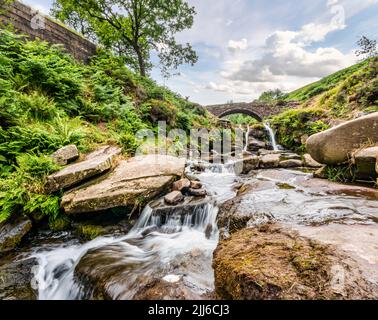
[22,0,378,105]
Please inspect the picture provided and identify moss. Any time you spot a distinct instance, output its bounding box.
[213,225,341,300]
[49,216,71,231]
[77,225,105,240]
[276,182,296,190]
[269,108,330,153]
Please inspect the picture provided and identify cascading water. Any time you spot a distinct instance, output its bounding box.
[31,161,237,300]
[264,123,279,151]
[243,125,251,152]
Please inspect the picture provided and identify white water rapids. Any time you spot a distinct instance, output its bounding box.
[31,161,237,300]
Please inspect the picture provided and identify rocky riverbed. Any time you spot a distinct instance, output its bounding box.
[1,113,377,300]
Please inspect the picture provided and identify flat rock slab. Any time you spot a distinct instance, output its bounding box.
[307,112,378,165]
[47,146,122,192]
[290,223,378,295]
[62,155,186,214]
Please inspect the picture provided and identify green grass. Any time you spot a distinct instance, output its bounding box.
[284,60,369,102]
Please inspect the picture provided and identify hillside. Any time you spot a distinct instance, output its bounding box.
[270,57,378,152]
[0,29,217,227]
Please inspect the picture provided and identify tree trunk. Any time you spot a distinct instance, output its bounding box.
[135,45,146,77]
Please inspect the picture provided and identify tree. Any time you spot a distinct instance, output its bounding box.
[52,0,198,77]
[355,36,377,59]
[257,89,284,102]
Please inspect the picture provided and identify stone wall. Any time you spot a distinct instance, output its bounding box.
[0,0,97,63]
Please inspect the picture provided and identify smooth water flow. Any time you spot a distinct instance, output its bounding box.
[264,123,279,151]
[243,125,251,152]
[31,161,237,300]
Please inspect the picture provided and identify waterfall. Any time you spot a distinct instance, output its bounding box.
[31,161,237,300]
[243,125,250,152]
[264,123,279,151]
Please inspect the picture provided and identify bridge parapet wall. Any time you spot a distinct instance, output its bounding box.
[0,1,97,63]
[205,102,299,120]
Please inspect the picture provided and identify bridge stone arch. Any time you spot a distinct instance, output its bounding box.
[217,108,263,121]
[205,102,298,120]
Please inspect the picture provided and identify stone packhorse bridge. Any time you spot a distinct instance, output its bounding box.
[205,102,298,121]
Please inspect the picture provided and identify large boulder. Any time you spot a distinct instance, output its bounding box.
[61,155,186,214]
[352,146,378,181]
[50,144,79,166]
[213,225,376,300]
[0,216,32,253]
[47,145,122,193]
[306,112,378,165]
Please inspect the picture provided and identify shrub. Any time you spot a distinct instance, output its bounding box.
[270,108,330,152]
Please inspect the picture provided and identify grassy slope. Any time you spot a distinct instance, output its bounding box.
[0,29,217,227]
[283,60,368,102]
[270,57,378,152]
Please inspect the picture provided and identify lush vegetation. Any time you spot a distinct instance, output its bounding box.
[224,114,259,126]
[0,29,215,226]
[257,89,284,102]
[270,108,330,153]
[270,56,377,152]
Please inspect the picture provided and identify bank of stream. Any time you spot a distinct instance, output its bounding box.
[1,125,377,300]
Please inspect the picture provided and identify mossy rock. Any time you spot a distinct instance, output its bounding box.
[213,224,375,300]
[76,225,106,240]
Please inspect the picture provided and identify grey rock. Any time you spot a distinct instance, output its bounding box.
[50,144,79,166]
[62,155,186,214]
[0,216,32,253]
[279,159,303,168]
[306,112,378,165]
[172,178,191,192]
[164,191,184,205]
[188,188,207,197]
[352,146,378,181]
[47,145,122,192]
[0,258,37,300]
[303,153,322,168]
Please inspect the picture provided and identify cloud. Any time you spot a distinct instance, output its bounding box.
[228,38,248,52]
[226,19,355,83]
[155,0,378,105]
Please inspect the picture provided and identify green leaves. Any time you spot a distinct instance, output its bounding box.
[52,0,198,76]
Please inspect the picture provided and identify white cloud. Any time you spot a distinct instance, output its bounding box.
[226,19,355,83]
[228,38,248,52]
[155,0,378,105]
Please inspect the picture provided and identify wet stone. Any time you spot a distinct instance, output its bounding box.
[164,191,184,205]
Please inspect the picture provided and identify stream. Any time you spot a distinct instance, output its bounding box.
[1,127,377,300]
[30,161,237,300]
